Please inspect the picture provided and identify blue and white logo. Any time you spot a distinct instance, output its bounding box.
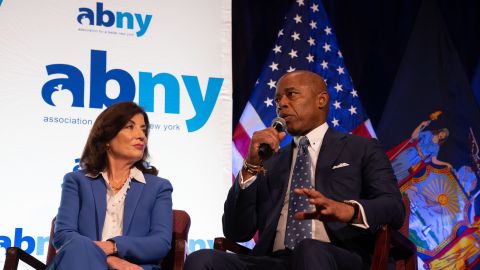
[77,2,152,37]
[41,50,224,132]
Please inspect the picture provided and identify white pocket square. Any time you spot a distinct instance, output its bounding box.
[332,162,350,169]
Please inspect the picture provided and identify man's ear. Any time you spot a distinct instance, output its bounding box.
[317,91,329,109]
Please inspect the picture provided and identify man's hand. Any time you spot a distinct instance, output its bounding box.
[242,127,286,178]
[106,256,142,270]
[247,127,286,164]
[293,188,358,223]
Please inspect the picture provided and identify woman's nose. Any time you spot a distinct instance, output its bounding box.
[135,128,146,140]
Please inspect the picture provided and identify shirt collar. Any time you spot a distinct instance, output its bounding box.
[86,166,146,184]
[293,122,329,152]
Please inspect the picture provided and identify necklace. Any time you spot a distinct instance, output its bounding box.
[108,170,130,191]
[110,179,127,191]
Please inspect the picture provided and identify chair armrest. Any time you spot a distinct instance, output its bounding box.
[3,247,46,270]
[213,237,251,255]
[172,239,187,270]
[390,230,417,259]
[370,225,391,270]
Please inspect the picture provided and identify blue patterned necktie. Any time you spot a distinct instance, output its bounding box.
[285,136,313,250]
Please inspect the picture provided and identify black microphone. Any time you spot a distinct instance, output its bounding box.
[258,117,286,160]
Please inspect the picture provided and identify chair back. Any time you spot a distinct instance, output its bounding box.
[45,218,56,265]
[45,210,191,270]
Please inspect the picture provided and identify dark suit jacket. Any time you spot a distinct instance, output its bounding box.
[53,169,173,267]
[223,128,404,263]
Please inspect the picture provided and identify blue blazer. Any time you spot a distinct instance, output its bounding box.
[223,129,404,263]
[53,169,173,266]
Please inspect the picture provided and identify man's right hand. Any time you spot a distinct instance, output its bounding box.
[242,127,286,178]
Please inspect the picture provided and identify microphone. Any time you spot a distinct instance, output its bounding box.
[258,117,286,160]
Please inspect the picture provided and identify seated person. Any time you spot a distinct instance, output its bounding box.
[184,70,404,270]
[48,101,173,270]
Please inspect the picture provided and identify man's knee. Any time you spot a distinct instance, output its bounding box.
[294,239,362,270]
[295,239,334,261]
[184,249,216,270]
[185,249,247,270]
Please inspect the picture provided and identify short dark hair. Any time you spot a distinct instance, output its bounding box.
[80,101,158,175]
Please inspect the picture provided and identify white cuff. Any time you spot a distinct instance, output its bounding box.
[238,171,257,189]
[344,200,369,229]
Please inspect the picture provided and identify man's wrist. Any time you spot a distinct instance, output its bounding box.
[343,201,359,224]
[242,159,265,175]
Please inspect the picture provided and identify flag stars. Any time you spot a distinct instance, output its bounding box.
[307,36,315,46]
[324,26,332,35]
[287,66,296,72]
[331,118,339,127]
[309,20,317,29]
[288,49,298,58]
[322,43,331,52]
[338,50,343,58]
[336,66,345,75]
[297,0,305,6]
[311,3,319,12]
[267,79,277,89]
[334,83,343,92]
[350,89,358,97]
[349,105,358,115]
[321,60,328,69]
[291,32,301,41]
[333,100,341,109]
[278,29,284,37]
[306,54,314,63]
[264,97,274,107]
[294,14,302,24]
[269,62,279,71]
[273,45,282,54]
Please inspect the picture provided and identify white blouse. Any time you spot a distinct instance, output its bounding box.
[86,167,146,241]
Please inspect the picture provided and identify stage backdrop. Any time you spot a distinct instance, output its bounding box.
[0,0,232,266]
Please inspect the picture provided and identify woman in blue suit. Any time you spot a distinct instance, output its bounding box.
[48,102,173,270]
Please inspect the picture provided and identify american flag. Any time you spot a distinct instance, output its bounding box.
[232,0,376,177]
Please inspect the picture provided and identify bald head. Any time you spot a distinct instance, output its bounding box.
[277,70,328,95]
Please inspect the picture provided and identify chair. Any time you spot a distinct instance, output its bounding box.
[3,210,191,270]
[214,195,417,270]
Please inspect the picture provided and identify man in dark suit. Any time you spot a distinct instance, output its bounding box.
[185,70,404,270]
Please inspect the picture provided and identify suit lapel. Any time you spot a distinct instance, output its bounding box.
[91,178,107,239]
[123,180,144,234]
[315,129,347,191]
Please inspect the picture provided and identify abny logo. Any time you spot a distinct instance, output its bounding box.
[41,50,224,132]
[77,2,152,37]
